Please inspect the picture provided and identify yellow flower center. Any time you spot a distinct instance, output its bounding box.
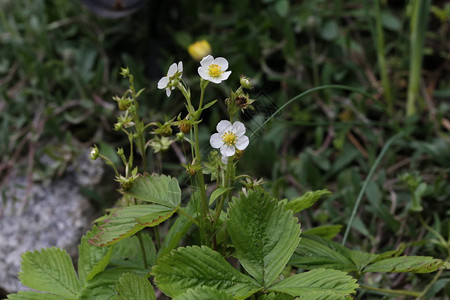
[222,131,237,145]
[208,64,223,78]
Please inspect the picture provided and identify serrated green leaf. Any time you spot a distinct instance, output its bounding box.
[78,226,112,283]
[89,204,176,246]
[303,225,342,240]
[227,189,301,287]
[114,273,156,300]
[258,292,294,300]
[126,174,181,209]
[289,235,356,272]
[6,291,68,300]
[19,247,80,298]
[209,187,233,205]
[363,256,447,273]
[152,246,261,299]
[368,243,405,265]
[110,233,156,268]
[173,287,234,300]
[285,190,331,213]
[296,291,348,300]
[267,269,358,297]
[77,267,148,300]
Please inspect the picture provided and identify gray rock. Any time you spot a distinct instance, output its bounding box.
[0,151,103,293]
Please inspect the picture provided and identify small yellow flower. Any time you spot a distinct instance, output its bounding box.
[188,40,212,61]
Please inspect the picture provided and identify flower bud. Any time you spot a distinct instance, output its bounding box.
[176,132,185,140]
[240,76,252,89]
[120,67,130,78]
[90,145,99,160]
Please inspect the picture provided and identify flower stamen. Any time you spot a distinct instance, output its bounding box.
[208,64,223,78]
[222,131,237,145]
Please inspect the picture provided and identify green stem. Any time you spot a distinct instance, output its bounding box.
[212,160,233,228]
[406,0,431,116]
[153,227,161,251]
[360,284,421,297]
[417,265,447,299]
[192,81,209,245]
[99,154,119,177]
[177,207,199,226]
[193,122,209,245]
[342,132,403,245]
[374,0,393,115]
[136,231,149,269]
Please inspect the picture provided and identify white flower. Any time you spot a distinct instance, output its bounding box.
[198,55,231,84]
[157,61,183,97]
[210,120,249,157]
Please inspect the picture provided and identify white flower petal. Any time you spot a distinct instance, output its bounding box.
[166,88,171,97]
[220,144,235,157]
[198,67,209,80]
[217,120,232,133]
[221,71,232,81]
[214,57,228,70]
[157,77,169,89]
[235,135,249,150]
[221,155,229,164]
[177,61,183,72]
[232,121,246,136]
[210,133,224,148]
[167,63,177,77]
[208,77,222,84]
[200,55,214,67]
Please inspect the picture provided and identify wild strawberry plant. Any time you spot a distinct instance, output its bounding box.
[8,56,448,300]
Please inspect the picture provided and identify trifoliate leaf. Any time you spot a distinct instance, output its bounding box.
[227,189,301,287]
[173,287,234,300]
[152,246,261,299]
[78,226,112,283]
[284,190,331,213]
[126,174,181,209]
[89,204,176,246]
[77,267,148,299]
[267,269,358,297]
[18,247,80,298]
[363,256,447,273]
[114,273,156,300]
[6,291,67,300]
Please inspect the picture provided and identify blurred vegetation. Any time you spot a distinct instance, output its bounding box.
[1,0,449,298]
